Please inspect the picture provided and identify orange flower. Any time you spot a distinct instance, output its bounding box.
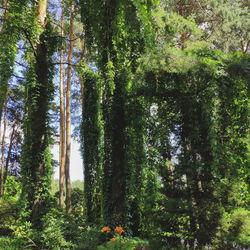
[101,226,111,233]
[110,237,116,242]
[114,226,124,235]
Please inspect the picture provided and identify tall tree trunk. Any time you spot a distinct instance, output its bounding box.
[0,0,9,137]
[30,0,49,220]
[65,1,74,214]
[0,0,9,33]
[59,0,65,209]
[4,121,16,185]
[21,0,55,226]
[0,89,7,198]
[37,0,47,29]
[79,37,85,104]
[110,78,126,223]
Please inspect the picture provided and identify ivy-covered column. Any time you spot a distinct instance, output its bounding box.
[124,96,147,235]
[21,1,56,226]
[80,68,103,223]
[80,0,156,231]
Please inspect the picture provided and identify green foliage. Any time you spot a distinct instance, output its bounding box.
[137,48,249,246]
[0,0,29,118]
[71,187,85,222]
[160,0,250,52]
[76,226,104,250]
[2,176,21,202]
[0,236,23,250]
[40,211,75,249]
[10,221,37,249]
[51,179,84,196]
[72,180,84,190]
[20,14,58,227]
[213,207,250,248]
[98,236,148,250]
[0,199,18,236]
[124,97,147,235]
[80,67,103,223]
[10,208,81,249]
[79,0,158,230]
[0,177,21,236]
[1,1,249,248]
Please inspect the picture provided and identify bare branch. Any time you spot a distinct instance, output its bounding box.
[12,74,25,79]
[22,28,37,57]
[52,62,79,67]
[51,35,79,42]
[15,60,28,68]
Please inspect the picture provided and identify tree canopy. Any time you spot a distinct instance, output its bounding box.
[0,0,249,249]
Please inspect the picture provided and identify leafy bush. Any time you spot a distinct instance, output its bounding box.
[0,176,21,236]
[10,221,37,249]
[71,187,85,221]
[2,176,21,202]
[213,207,250,248]
[0,200,18,236]
[76,226,104,250]
[97,236,149,250]
[40,209,75,249]
[228,208,250,247]
[0,236,22,250]
[10,209,76,249]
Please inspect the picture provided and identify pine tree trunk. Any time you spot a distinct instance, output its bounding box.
[65,1,74,214]
[4,121,16,185]
[79,37,85,105]
[59,0,65,209]
[0,0,9,132]
[0,0,9,33]
[0,89,7,198]
[30,0,49,219]
[21,0,54,225]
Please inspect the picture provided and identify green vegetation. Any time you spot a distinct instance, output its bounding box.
[0,0,249,249]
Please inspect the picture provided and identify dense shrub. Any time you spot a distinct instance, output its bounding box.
[97,237,149,250]
[0,176,21,236]
[40,210,74,249]
[76,226,104,250]
[213,207,250,249]
[0,236,22,250]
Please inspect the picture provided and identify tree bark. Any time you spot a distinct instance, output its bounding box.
[37,0,47,29]
[0,89,7,198]
[21,0,51,223]
[0,0,9,135]
[241,40,249,54]
[65,1,74,214]
[4,121,16,185]
[79,37,85,105]
[30,0,48,219]
[59,0,65,209]
[0,0,8,33]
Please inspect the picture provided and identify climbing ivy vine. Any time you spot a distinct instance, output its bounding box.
[80,66,103,224]
[20,10,58,227]
[138,48,249,245]
[79,0,157,230]
[0,0,29,120]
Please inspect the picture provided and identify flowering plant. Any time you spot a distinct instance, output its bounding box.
[114,226,124,236]
[100,226,124,242]
[101,226,111,233]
